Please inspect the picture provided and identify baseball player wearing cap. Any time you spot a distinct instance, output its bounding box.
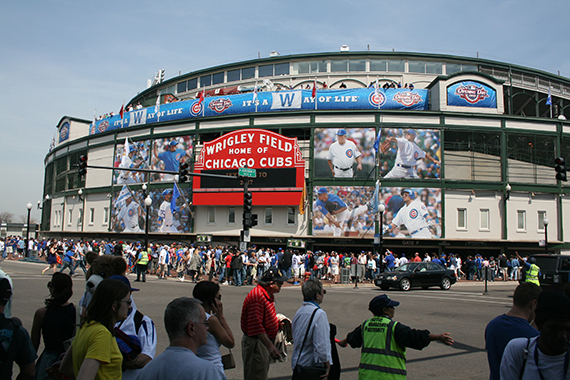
[314,188,368,237]
[117,147,145,184]
[153,140,191,181]
[327,129,363,178]
[157,190,178,233]
[384,189,434,238]
[115,194,143,233]
[338,294,453,379]
[382,129,440,179]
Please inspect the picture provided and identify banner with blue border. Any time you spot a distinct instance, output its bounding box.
[447,81,496,108]
[90,88,428,135]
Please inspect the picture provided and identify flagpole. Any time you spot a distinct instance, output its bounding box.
[254,80,258,113]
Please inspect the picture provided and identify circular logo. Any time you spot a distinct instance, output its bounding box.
[413,151,419,160]
[190,101,203,116]
[98,120,109,133]
[368,91,387,108]
[409,209,418,219]
[128,209,135,217]
[346,150,353,158]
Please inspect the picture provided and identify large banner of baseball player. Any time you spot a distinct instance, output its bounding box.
[149,135,193,183]
[377,128,441,179]
[90,88,428,135]
[313,128,376,178]
[312,186,441,239]
[111,185,192,234]
[113,138,150,184]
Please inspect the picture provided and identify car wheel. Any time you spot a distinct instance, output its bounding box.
[440,277,451,290]
[380,286,389,290]
[399,278,411,291]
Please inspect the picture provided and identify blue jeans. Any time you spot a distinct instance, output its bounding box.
[234,268,243,286]
[60,261,75,275]
[218,267,226,282]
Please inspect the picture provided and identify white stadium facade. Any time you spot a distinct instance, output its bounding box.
[43,50,570,258]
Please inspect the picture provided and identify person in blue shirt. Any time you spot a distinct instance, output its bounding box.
[383,250,395,271]
[59,248,77,276]
[153,140,190,181]
[314,188,348,237]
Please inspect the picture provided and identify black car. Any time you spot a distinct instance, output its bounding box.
[374,262,457,291]
[529,254,570,290]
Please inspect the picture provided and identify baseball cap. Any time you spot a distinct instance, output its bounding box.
[317,187,328,195]
[261,267,287,283]
[169,140,179,146]
[108,275,139,292]
[406,129,417,136]
[369,294,400,314]
[336,129,347,136]
[162,189,172,196]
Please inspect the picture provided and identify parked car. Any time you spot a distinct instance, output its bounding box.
[529,254,570,290]
[374,262,457,291]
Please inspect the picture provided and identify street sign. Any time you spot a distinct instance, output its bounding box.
[238,167,256,178]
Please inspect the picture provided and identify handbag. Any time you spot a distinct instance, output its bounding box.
[221,349,236,369]
[56,254,62,265]
[292,308,327,380]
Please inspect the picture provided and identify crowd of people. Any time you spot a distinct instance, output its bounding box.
[1,233,569,379]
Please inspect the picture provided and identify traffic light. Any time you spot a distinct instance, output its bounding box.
[555,157,567,181]
[243,190,253,229]
[178,162,189,183]
[78,155,87,178]
[251,213,258,228]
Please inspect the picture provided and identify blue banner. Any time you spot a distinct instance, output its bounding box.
[447,81,496,108]
[90,88,428,135]
[59,122,70,142]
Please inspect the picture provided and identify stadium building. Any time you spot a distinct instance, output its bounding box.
[43,50,570,258]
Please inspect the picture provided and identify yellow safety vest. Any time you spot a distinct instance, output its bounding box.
[137,251,149,265]
[359,316,407,380]
[525,264,540,286]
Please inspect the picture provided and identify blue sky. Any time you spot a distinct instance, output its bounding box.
[1,0,569,220]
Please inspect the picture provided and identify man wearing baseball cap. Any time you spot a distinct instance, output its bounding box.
[158,189,179,233]
[339,294,453,379]
[152,139,191,181]
[241,267,287,380]
[327,129,363,178]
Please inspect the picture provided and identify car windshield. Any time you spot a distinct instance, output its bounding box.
[395,263,417,272]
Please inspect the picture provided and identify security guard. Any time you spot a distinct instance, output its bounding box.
[338,295,454,380]
[517,254,541,286]
[134,246,150,282]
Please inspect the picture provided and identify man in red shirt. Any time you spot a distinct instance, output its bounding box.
[241,267,286,380]
[412,252,422,262]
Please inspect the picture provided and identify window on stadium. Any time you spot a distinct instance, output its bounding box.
[538,211,547,231]
[264,207,273,224]
[287,207,295,225]
[200,75,211,87]
[507,133,557,185]
[242,66,255,80]
[480,209,490,230]
[443,130,501,182]
[330,59,348,72]
[212,72,224,85]
[274,62,289,76]
[292,61,327,74]
[208,207,216,224]
[369,59,387,72]
[187,78,198,91]
[409,60,441,74]
[177,81,187,93]
[228,207,235,224]
[517,210,526,231]
[457,208,467,229]
[227,69,240,82]
[387,60,405,72]
[349,59,366,72]
[259,64,273,77]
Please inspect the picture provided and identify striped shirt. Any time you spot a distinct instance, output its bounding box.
[241,285,279,339]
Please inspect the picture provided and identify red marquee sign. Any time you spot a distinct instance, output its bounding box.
[193,129,305,206]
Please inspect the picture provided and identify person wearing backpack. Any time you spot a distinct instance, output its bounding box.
[0,278,36,379]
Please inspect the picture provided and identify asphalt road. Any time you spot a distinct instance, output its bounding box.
[4,260,516,380]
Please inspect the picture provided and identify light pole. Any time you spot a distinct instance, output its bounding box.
[378,203,386,271]
[543,218,549,254]
[142,184,152,251]
[25,202,32,257]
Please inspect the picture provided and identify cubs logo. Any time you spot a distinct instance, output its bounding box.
[128,209,135,217]
[393,91,422,107]
[208,98,232,114]
[175,153,182,161]
[455,83,490,104]
[98,120,109,133]
[346,150,353,158]
[413,151,419,160]
[409,209,418,219]
[368,91,386,108]
[190,101,203,116]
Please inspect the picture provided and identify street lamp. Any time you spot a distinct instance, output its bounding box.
[505,183,511,200]
[142,184,152,251]
[25,202,32,257]
[378,203,386,270]
[543,218,549,254]
[78,188,84,201]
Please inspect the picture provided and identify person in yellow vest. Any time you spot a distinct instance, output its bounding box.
[134,246,150,282]
[338,294,454,380]
[517,254,541,286]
